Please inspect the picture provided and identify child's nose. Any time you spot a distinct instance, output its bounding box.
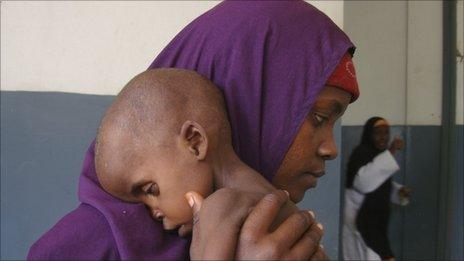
[152,210,164,221]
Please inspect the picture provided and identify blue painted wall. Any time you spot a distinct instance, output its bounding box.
[450,125,463,260]
[298,120,342,259]
[1,91,343,259]
[1,91,114,259]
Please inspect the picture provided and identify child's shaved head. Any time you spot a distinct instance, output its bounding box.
[95,68,231,201]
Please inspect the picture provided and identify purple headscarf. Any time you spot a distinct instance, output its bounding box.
[28,1,354,260]
[149,0,354,180]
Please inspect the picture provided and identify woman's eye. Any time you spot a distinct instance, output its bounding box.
[314,114,328,125]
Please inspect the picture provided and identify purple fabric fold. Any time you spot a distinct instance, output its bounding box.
[78,141,190,260]
[28,1,354,260]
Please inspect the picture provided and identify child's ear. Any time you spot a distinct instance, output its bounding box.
[180,120,208,160]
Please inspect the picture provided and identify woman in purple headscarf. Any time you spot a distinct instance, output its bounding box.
[28,1,359,260]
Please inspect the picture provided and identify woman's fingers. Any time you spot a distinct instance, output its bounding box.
[286,222,324,260]
[188,189,256,260]
[241,190,289,236]
[187,188,327,261]
[271,210,315,249]
[309,245,329,261]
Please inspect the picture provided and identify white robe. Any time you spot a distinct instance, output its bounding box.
[342,150,407,260]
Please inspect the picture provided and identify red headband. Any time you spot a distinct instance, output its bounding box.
[326,52,360,102]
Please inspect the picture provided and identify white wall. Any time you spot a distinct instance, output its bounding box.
[343,1,444,126]
[309,0,343,28]
[406,2,443,126]
[1,1,218,95]
[456,0,463,125]
[1,1,343,95]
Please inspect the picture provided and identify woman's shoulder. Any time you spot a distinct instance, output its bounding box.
[27,203,120,260]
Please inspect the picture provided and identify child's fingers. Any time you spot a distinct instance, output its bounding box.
[185,191,204,224]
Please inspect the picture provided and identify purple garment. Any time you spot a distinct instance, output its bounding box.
[28,1,354,260]
[28,141,190,260]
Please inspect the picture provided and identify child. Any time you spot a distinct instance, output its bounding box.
[94,68,311,237]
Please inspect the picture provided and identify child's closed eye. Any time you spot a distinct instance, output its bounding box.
[142,183,160,196]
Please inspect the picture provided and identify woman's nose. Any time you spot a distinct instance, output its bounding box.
[318,134,338,160]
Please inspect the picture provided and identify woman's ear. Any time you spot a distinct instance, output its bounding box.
[180,120,208,160]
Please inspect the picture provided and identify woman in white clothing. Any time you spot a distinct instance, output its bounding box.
[342,117,410,261]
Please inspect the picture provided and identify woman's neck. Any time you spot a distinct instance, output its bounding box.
[210,146,300,232]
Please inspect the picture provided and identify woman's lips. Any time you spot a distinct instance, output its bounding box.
[309,171,325,178]
[301,171,325,188]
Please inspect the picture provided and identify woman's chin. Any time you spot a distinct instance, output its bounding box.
[290,190,306,203]
[291,183,319,203]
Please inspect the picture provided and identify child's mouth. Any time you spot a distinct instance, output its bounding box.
[163,221,193,237]
[177,223,193,237]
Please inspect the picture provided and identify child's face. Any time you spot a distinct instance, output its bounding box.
[114,148,214,237]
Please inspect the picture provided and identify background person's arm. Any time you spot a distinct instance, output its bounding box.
[390,181,411,206]
[353,150,400,194]
[353,137,405,194]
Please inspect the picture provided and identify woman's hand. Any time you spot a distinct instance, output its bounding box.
[235,190,327,260]
[186,188,254,260]
[186,188,327,260]
[398,186,411,200]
